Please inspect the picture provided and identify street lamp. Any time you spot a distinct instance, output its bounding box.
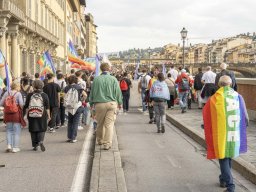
[148,47,152,70]
[180,27,188,68]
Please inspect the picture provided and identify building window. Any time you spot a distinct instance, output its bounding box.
[41,5,44,26]
[35,0,38,22]
[45,7,48,30]
[27,0,32,17]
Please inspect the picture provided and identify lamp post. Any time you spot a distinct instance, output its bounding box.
[148,47,152,71]
[180,27,188,69]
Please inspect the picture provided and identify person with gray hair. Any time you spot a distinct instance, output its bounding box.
[215,63,237,91]
[24,80,50,152]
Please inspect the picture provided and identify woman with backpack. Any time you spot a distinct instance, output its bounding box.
[64,75,87,143]
[0,81,25,153]
[24,80,50,152]
[150,73,170,133]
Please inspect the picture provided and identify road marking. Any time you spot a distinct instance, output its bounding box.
[166,155,181,168]
[70,127,94,192]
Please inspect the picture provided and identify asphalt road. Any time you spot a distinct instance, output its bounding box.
[0,122,89,192]
[116,108,255,192]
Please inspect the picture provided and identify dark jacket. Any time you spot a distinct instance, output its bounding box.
[194,72,203,90]
[215,70,237,91]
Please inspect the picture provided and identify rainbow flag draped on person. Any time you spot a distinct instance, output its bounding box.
[67,40,95,71]
[203,86,248,159]
[37,51,56,75]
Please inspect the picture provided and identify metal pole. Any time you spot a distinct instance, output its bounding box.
[182,39,185,69]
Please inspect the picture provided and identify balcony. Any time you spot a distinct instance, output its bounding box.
[0,0,25,21]
[23,17,59,45]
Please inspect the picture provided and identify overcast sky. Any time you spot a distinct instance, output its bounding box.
[86,0,256,53]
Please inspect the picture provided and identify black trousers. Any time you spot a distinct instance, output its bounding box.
[48,107,59,128]
[148,105,155,120]
[56,103,65,126]
[122,92,130,111]
[30,132,45,147]
[167,95,175,108]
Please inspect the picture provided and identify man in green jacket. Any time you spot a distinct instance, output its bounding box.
[89,63,122,150]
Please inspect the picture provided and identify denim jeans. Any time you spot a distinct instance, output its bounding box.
[56,103,65,126]
[6,123,21,148]
[219,158,235,192]
[48,107,59,128]
[67,107,83,140]
[153,102,166,129]
[122,92,130,112]
[141,88,147,111]
[82,106,90,125]
[178,91,188,109]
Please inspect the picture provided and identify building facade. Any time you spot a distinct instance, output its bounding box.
[0,0,97,78]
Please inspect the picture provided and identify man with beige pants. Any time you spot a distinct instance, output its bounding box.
[89,63,123,150]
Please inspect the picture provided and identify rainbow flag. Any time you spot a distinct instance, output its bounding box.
[37,51,56,75]
[203,86,247,159]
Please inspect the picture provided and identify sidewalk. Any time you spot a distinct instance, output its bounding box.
[90,127,127,192]
[165,106,256,185]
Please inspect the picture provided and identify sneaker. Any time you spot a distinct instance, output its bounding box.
[149,119,153,124]
[220,182,226,188]
[55,125,61,129]
[157,129,161,133]
[12,148,20,153]
[66,139,72,143]
[49,128,56,133]
[6,145,12,153]
[161,125,165,133]
[103,145,111,150]
[78,126,84,130]
[40,142,46,152]
[70,140,77,143]
[33,146,38,151]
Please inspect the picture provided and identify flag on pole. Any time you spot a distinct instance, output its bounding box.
[37,51,56,75]
[95,55,101,76]
[0,50,10,93]
[134,58,140,80]
[162,63,166,77]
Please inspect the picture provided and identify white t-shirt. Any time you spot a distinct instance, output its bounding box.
[139,74,151,89]
[168,68,178,81]
[202,71,216,84]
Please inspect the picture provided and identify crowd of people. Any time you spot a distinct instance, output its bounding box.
[0,62,249,192]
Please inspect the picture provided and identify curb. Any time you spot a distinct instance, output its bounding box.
[90,127,127,192]
[166,114,256,185]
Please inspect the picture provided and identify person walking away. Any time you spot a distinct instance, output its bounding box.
[24,80,50,151]
[147,68,159,123]
[64,75,87,143]
[203,75,248,192]
[138,69,151,113]
[215,63,237,91]
[201,66,217,104]
[20,77,33,116]
[193,67,204,109]
[168,65,178,81]
[150,73,170,133]
[175,69,192,113]
[120,72,132,113]
[43,73,61,133]
[55,73,66,128]
[76,71,86,130]
[0,82,26,153]
[165,73,176,109]
[89,63,123,150]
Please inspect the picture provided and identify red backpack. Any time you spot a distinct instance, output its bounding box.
[4,92,19,114]
[120,79,128,91]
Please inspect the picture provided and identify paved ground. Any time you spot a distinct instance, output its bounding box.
[0,122,89,192]
[115,108,255,192]
[165,104,256,188]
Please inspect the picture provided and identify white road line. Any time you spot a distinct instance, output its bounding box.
[166,155,181,168]
[70,127,94,192]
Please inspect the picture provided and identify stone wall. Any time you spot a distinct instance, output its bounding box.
[237,78,256,121]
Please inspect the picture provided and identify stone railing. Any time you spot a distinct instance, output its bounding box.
[237,78,256,121]
[0,0,25,21]
[24,17,59,45]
